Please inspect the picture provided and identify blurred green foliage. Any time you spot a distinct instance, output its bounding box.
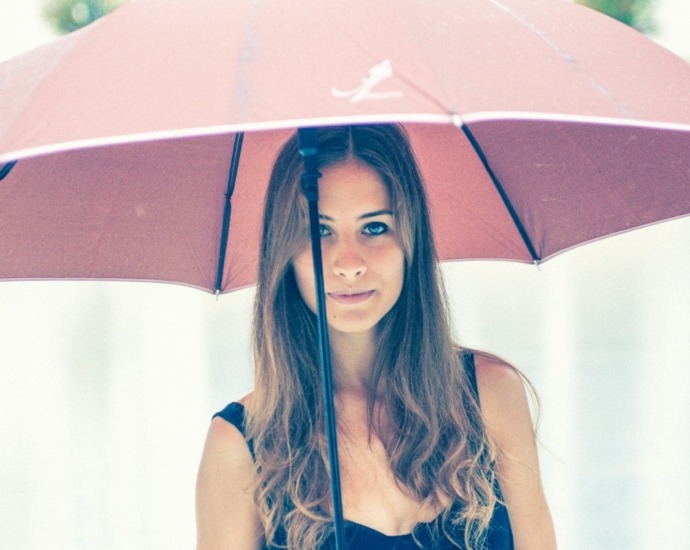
[575,0,656,34]
[43,0,659,38]
[42,0,127,34]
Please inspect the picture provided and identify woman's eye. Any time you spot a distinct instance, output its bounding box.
[319,224,332,237]
[363,221,389,236]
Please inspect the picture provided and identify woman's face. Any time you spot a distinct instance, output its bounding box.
[292,160,405,335]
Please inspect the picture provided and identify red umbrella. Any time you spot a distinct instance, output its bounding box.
[1,0,688,293]
[1,0,689,545]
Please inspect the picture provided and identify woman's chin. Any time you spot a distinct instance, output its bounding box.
[326,316,379,336]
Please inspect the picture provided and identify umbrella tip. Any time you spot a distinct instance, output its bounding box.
[450,112,462,128]
[215,289,220,301]
[534,259,541,271]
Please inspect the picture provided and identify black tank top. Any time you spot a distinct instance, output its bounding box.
[213,353,513,549]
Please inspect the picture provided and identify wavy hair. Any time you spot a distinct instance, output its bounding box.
[247,125,502,549]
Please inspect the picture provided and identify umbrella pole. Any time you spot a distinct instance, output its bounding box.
[298,128,346,550]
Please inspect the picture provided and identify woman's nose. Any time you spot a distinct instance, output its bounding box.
[331,238,366,278]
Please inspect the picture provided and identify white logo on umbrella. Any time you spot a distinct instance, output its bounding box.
[331,60,403,103]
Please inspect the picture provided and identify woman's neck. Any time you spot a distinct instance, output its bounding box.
[328,328,377,395]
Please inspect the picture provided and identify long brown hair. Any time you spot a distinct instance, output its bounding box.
[247,125,499,549]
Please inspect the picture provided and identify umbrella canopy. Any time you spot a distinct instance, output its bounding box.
[1,0,689,293]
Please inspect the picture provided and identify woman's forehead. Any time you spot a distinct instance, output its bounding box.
[318,161,392,218]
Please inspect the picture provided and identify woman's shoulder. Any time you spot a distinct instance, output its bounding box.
[471,352,534,453]
[204,414,253,469]
[468,355,557,548]
[473,353,525,398]
[197,394,261,549]
[205,393,255,463]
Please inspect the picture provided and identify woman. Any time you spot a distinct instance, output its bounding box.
[196,125,557,549]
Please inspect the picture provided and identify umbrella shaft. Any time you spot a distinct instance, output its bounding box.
[299,127,346,549]
[308,198,346,549]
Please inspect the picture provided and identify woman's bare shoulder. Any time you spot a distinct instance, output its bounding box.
[201,393,255,476]
[473,354,525,401]
[204,416,251,458]
[471,353,532,447]
[472,354,557,548]
[196,396,260,550]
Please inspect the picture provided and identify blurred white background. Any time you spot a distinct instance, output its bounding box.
[1,1,689,549]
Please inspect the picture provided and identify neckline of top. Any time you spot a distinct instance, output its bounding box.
[343,511,444,539]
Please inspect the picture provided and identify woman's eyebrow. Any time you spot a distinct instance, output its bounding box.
[318,209,393,222]
[359,209,393,220]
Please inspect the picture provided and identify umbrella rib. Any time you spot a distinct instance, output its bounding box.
[460,125,540,264]
[215,132,245,294]
[0,161,17,181]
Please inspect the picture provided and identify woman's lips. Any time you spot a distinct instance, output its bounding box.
[327,290,375,304]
